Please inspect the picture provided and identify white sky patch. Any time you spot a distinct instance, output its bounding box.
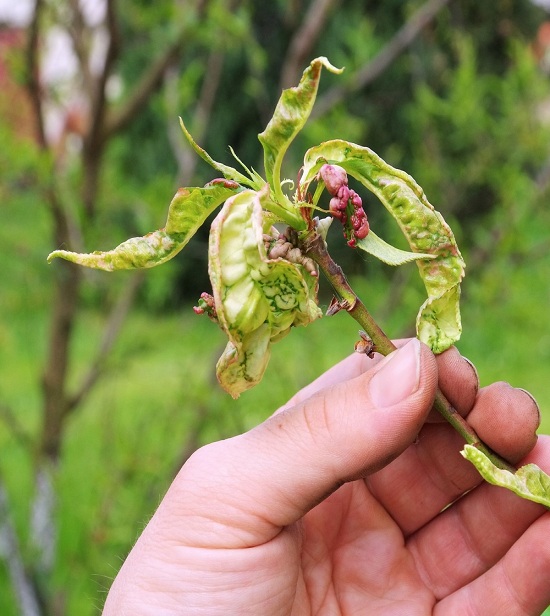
[0,0,107,27]
[0,0,33,26]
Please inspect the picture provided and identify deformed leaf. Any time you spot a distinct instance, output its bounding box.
[47,182,240,271]
[300,140,465,354]
[462,445,550,508]
[258,56,343,207]
[209,187,321,398]
[357,230,435,266]
[48,231,186,271]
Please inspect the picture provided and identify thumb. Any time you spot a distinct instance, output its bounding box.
[156,339,438,547]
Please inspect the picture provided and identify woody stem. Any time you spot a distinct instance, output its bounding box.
[303,231,516,472]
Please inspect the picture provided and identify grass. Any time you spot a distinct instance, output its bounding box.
[0,254,550,613]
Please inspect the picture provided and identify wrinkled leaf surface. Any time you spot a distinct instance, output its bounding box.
[48,183,240,270]
[300,140,465,353]
[258,56,342,209]
[462,445,550,508]
[209,188,321,397]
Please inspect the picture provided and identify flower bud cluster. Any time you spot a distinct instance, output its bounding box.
[264,231,318,276]
[319,164,370,248]
[193,292,217,322]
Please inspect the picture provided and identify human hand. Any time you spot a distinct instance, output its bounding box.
[103,339,550,615]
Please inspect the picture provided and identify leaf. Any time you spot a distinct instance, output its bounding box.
[462,445,550,508]
[209,187,322,398]
[258,56,343,207]
[300,140,465,354]
[357,230,435,266]
[179,118,258,189]
[47,183,240,271]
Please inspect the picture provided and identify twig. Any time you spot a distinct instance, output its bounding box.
[311,0,454,119]
[303,231,516,472]
[0,403,33,452]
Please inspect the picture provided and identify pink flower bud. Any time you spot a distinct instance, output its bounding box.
[337,185,350,202]
[329,195,347,212]
[319,164,348,196]
[351,213,363,231]
[355,219,370,240]
[350,191,362,208]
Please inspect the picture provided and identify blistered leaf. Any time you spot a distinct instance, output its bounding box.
[47,183,240,271]
[300,140,465,353]
[209,188,321,398]
[357,230,435,266]
[258,56,343,211]
[462,445,550,508]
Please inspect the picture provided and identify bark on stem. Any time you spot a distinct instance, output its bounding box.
[303,231,516,473]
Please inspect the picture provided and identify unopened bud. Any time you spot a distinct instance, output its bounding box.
[355,218,370,240]
[319,164,348,196]
[350,191,362,208]
[351,213,363,231]
[337,185,350,202]
[329,195,346,212]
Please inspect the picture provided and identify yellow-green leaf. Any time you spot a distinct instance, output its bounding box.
[258,56,342,209]
[47,183,240,271]
[209,188,321,398]
[300,140,465,354]
[357,230,435,266]
[462,445,550,508]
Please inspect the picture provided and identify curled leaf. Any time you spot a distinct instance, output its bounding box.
[258,56,343,214]
[462,445,550,508]
[47,182,240,271]
[209,187,321,398]
[357,230,435,266]
[300,140,465,353]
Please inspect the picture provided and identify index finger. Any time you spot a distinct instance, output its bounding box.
[365,349,540,535]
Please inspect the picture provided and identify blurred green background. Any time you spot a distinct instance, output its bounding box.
[1,0,550,613]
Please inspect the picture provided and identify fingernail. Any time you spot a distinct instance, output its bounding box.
[461,355,479,383]
[370,339,421,408]
[516,388,541,426]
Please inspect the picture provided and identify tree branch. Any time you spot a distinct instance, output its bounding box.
[67,271,144,414]
[87,0,120,150]
[67,0,94,96]
[279,0,338,90]
[312,0,454,119]
[167,48,226,185]
[25,0,47,148]
[102,32,185,141]
[0,403,33,452]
